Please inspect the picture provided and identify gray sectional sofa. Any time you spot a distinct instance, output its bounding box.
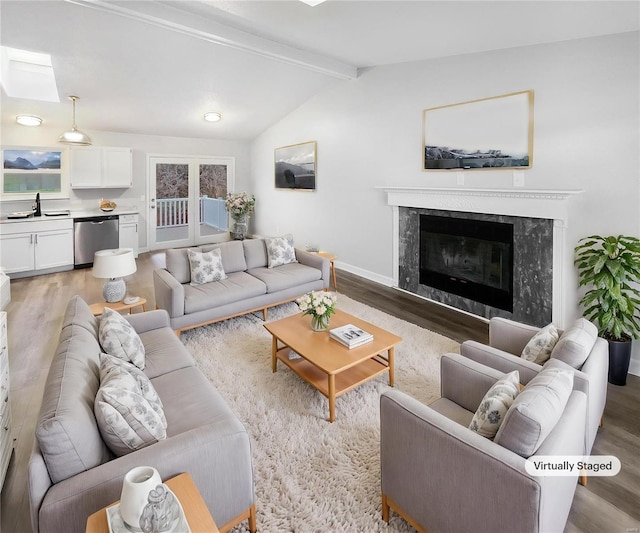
[153,238,330,333]
[28,296,256,533]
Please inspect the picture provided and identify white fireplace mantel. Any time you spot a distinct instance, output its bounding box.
[377,186,583,327]
[377,186,582,224]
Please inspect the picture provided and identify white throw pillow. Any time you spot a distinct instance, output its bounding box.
[187,248,227,286]
[94,359,167,456]
[265,234,297,268]
[98,307,145,369]
[469,370,520,439]
[521,323,559,364]
[99,353,166,429]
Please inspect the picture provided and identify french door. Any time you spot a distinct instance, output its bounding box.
[147,155,234,250]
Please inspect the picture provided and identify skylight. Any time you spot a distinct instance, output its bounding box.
[0,46,59,102]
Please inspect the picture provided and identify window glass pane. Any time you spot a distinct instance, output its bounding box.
[3,172,61,193]
[199,164,228,236]
[155,163,189,243]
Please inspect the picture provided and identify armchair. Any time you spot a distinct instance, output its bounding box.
[380,353,586,533]
[460,317,608,466]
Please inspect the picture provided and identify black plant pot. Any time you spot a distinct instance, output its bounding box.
[607,339,632,386]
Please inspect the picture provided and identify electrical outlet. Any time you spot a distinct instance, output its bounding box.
[513,171,525,187]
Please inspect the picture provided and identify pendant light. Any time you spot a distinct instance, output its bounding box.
[58,95,92,145]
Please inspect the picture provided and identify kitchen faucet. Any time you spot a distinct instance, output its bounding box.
[32,192,42,217]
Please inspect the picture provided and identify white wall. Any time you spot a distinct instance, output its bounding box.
[1,127,250,249]
[250,32,640,373]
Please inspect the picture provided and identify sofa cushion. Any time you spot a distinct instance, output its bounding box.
[248,262,323,293]
[36,324,111,484]
[265,234,297,268]
[550,318,598,369]
[166,247,201,284]
[495,366,574,457]
[95,366,167,456]
[201,241,248,274]
[188,248,228,286]
[521,323,559,364]
[469,370,520,439]
[99,307,146,369]
[61,294,100,337]
[243,239,268,269]
[184,271,267,315]
[138,328,196,380]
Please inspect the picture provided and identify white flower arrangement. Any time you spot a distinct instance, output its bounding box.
[225,192,256,220]
[297,291,337,324]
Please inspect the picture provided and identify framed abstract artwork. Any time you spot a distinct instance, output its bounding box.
[275,141,316,190]
[423,90,534,171]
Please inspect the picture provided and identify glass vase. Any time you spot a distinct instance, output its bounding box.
[231,215,249,240]
[311,314,330,332]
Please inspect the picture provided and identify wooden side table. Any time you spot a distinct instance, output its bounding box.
[89,297,147,316]
[314,251,338,291]
[86,472,219,533]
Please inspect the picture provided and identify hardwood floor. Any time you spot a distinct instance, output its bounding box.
[1,256,638,532]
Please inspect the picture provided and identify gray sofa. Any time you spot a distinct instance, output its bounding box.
[28,296,256,533]
[153,239,330,333]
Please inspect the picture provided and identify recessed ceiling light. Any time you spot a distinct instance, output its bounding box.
[299,0,327,6]
[204,112,222,122]
[16,114,42,126]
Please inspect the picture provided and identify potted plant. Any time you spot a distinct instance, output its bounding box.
[574,235,640,385]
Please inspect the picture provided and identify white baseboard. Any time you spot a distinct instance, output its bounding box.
[334,261,394,288]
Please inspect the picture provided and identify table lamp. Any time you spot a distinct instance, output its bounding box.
[92,248,137,303]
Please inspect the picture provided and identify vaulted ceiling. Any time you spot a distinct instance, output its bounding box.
[1,0,638,140]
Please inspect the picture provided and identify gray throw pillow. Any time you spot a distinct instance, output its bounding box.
[98,307,145,369]
[187,248,227,285]
[265,234,297,268]
[469,370,520,439]
[495,366,574,457]
[550,318,598,369]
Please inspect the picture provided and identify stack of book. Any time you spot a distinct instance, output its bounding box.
[330,324,373,349]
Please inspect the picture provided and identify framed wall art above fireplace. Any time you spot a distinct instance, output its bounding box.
[422,90,534,171]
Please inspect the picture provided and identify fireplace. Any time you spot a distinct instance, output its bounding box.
[419,215,513,312]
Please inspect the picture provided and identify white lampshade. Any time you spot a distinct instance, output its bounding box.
[92,249,137,302]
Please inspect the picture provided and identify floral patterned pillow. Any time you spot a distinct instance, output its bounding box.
[94,359,167,456]
[99,353,167,429]
[187,248,227,286]
[98,307,145,369]
[469,370,520,439]
[521,323,559,364]
[265,234,297,268]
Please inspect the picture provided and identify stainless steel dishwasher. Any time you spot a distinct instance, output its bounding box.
[73,215,119,268]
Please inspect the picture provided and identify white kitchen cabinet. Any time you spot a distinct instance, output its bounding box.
[70,147,132,188]
[119,214,139,258]
[0,220,74,274]
[0,312,12,491]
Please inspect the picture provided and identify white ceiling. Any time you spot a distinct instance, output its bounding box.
[1,0,638,141]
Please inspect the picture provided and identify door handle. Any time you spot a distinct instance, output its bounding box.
[91,221,105,225]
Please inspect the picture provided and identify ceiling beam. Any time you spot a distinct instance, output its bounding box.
[64,0,358,80]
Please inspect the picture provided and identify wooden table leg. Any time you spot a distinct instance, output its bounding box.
[328,374,336,422]
[272,337,278,373]
[331,261,338,291]
[388,347,395,387]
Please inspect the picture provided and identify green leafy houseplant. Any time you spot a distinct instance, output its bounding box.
[574,235,640,342]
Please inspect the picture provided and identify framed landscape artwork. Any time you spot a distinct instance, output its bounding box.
[275,141,316,190]
[423,90,534,171]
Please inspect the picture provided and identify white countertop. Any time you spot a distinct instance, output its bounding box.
[0,207,139,224]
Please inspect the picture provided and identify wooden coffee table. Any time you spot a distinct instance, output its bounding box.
[264,309,402,422]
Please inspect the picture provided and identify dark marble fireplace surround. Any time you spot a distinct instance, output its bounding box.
[399,207,553,326]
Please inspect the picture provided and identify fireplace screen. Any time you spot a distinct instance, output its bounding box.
[420,215,513,311]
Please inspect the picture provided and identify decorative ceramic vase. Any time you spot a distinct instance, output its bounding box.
[119,466,162,530]
[311,314,330,332]
[139,484,180,533]
[231,215,248,240]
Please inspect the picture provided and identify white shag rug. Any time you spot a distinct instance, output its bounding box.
[181,295,460,532]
